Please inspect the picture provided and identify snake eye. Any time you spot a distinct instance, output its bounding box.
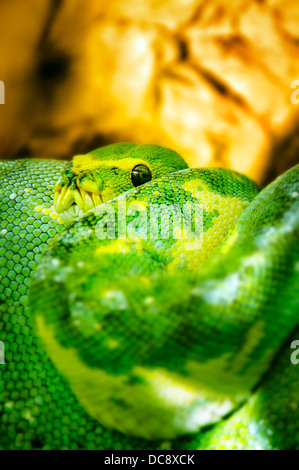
[131,165,152,187]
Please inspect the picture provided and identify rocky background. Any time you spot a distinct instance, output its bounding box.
[0,0,298,184]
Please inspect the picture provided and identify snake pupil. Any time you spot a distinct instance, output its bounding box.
[131,164,152,187]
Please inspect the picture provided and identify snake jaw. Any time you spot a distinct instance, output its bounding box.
[54,183,104,224]
[56,204,86,225]
[53,166,106,224]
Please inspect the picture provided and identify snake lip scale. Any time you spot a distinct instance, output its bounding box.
[54,186,103,224]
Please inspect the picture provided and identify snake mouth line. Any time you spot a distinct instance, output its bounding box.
[54,186,103,224]
[57,204,87,224]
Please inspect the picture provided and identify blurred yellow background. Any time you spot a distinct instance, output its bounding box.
[0,0,299,184]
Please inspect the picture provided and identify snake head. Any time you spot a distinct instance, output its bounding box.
[54,143,188,224]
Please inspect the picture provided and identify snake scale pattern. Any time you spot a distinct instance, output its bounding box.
[0,143,298,450]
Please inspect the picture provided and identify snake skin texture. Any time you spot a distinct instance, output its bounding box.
[0,145,298,449]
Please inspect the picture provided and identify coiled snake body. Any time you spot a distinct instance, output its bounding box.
[0,143,298,449]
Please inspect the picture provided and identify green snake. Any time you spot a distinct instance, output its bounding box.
[0,142,298,450]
